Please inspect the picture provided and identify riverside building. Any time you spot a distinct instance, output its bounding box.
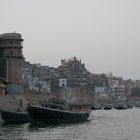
[0,33,24,93]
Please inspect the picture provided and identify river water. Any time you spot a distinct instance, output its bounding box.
[0,108,140,140]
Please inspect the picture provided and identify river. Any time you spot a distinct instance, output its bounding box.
[0,108,140,140]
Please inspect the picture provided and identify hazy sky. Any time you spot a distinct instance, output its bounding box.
[0,0,140,79]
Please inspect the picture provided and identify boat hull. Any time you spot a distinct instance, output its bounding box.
[27,105,90,124]
[0,110,29,123]
[103,104,112,110]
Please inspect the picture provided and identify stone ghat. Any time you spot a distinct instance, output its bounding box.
[0,93,49,111]
[0,95,23,111]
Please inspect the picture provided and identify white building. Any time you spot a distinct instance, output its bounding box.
[59,78,67,87]
[22,62,51,93]
[111,84,127,101]
[95,86,108,96]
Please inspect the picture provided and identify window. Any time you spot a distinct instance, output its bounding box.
[10,39,13,45]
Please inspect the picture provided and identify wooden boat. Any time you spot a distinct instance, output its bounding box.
[103,104,112,110]
[0,109,29,123]
[27,102,91,125]
[91,104,102,110]
[114,103,127,110]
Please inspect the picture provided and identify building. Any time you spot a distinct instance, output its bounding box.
[59,78,67,87]
[58,57,91,88]
[59,57,90,79]
[111,84,127,101]
[0,33,24,93]
[91,73,108,87]
[95,86,108,96]
[22,61,52,94]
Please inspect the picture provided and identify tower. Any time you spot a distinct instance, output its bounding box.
[0,33,24,93]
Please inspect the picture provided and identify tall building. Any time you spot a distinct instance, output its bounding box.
[59,56,89,79]
[0,33,24,93]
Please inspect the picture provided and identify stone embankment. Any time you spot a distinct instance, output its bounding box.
[95,96,114,106]
[0,94,27,111]
[0,93,50,111]
[59,87,95,105]
[0,91,114,111]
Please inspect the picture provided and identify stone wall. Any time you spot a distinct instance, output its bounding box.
[58,87,95,105]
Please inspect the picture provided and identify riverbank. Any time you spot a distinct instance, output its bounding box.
[0,93,50,111]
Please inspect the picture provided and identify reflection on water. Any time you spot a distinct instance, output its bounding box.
[0,108,140,140]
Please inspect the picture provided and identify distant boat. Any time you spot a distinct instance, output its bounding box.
[127,102,133,109]
[27,102,91,125]
[0,110,29,123]
[114,102,127,110]
[103,104,112,110]
[91,104,102,110]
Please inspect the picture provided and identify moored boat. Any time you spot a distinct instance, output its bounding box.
[103,104,112,110]
[114,102,127,110]
[0,109,29,123]
[91,104,102,110]
[27,102,91,125]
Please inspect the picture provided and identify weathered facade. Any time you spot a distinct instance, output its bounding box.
[0,33,23,93]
